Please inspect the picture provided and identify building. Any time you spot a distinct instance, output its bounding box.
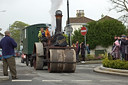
[69,10,95,34]
[98,15,119,21]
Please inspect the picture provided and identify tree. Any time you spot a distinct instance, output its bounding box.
[9,21,29,50]
[86,19,126,49]
[110,0,128,23]
[72,19,126,49]
[72,28,84,44]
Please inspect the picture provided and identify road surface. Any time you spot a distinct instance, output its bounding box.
[0,58,128,85]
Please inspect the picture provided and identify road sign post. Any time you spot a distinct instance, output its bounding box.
[81,26,87,58]
[64,24,73,46]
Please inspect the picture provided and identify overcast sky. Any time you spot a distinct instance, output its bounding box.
[0,0,123,33]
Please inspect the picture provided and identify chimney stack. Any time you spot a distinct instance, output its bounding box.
[55,10,63,34]
[76,10,84,18]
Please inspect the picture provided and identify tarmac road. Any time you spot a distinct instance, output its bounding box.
[0,58,128,85]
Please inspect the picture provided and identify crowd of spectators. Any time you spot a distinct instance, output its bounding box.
[111,35,128,61]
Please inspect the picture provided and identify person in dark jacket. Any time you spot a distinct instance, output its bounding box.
[120,36,126,60]
[81,42,86,63]
[125,37,128,61]
[0,31,18,79]
[76,41,80,62]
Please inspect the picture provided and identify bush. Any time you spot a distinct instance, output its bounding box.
[86,54,95,60]
[102,57,128,70]
[86,20,126,49]
[72,19,126,49]
[84,54,106,61]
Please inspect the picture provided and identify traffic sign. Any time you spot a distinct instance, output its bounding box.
[81,27,87,36]
[65,24,73,34]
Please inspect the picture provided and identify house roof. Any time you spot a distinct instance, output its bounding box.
[69,17,95,24]
[98,16,118,21]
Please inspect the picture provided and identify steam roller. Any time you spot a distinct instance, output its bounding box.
[32,10,76,73]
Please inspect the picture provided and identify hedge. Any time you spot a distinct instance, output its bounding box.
[102,58,128,70]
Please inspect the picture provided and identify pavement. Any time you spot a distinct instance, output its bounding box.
[0,62,9,81]
[0,58,128,85]
[94,65,128,76]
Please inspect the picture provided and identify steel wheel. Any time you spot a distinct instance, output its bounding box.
[26,55,29,66]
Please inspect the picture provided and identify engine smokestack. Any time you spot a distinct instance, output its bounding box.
[55,10,63,34]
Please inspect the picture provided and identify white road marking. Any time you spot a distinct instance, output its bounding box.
[100,80,123,82]
[77,68,92,69]
[71,80,92,82]
[42,80,63,82]
[10,79,128,83]
[12,80,32,82]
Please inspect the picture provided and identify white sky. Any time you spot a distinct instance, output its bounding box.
[0,0,123,33]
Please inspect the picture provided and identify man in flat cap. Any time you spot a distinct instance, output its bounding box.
[0,31,18,79]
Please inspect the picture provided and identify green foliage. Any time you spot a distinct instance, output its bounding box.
[86,19,126,49]
[86,54,95,60]
[72,19,126,49]
[63,34,68,43]
[72,28,84,44]
[103,58,128,70]
[81,54,106,61]
[9,21,29,50]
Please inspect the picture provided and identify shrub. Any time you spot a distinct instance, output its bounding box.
[72,20,126,49]
[84,54,105,61]
[102,57,128,70]
[85,54,95,60]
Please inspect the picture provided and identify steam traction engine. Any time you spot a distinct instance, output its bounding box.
[32,10,76,72]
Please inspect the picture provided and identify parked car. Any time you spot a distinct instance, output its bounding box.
[14,51,21,57]
[21,53,26,63]
[0,49,2,60]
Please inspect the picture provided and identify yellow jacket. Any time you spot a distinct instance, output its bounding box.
[38,31,42,38]
[38,31,45,41]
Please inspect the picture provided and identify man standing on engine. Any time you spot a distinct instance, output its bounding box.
[38,28,46,42]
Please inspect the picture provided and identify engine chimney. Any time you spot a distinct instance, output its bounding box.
[55,10,63,34]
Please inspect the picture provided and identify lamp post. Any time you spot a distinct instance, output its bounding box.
[64,24,73,47]
[66,0,72,47]
[67,0,70,24]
